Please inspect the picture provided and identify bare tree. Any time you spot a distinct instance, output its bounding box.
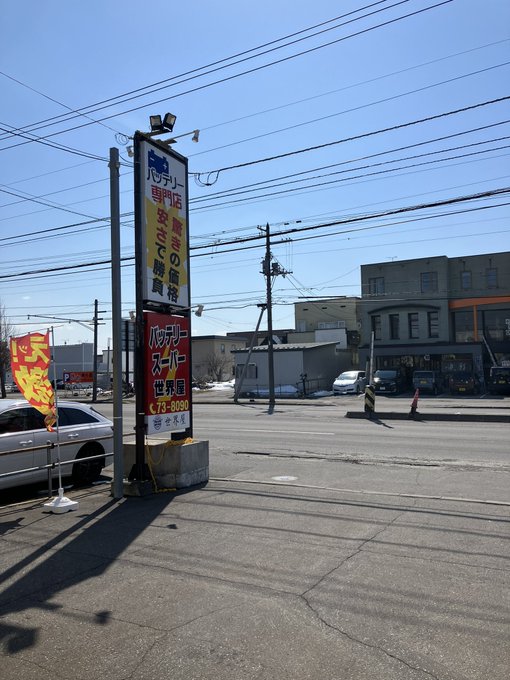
[205,351,231,382]
[0,303,17,398]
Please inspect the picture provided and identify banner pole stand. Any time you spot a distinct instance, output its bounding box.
[43,326,79,514]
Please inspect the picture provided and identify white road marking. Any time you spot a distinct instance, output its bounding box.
[194,427,335,435]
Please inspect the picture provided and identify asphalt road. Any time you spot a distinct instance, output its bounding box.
[1,397,509,679]
[93,398,510,504]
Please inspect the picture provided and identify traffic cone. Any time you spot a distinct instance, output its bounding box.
[408,388,419,419]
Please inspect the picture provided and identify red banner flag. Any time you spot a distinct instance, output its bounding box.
[10,332,56,430]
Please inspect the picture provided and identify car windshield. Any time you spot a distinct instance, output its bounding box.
[414,372,432,379]
[490,368,510,377]
[375,370,397,378]
[337,372,358,380]
[451,372,471,379]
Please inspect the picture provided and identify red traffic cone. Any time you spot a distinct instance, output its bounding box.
[408,388,419,418]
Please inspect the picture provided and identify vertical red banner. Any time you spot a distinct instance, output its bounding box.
[10,332,56,430]
[143,312,190,435]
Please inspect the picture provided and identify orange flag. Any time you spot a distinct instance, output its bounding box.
[10,332,56,431]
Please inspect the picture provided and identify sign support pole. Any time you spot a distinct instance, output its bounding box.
[133,133,148,481]
[110,147,125,498]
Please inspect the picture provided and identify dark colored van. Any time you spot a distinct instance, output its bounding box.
[373,368,407,394]
[412,370,443,395]
[488,366,510,395]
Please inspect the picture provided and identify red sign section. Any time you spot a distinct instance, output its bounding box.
[143,311,191,435]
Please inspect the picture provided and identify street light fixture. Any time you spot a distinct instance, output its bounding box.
[149,112,177,135]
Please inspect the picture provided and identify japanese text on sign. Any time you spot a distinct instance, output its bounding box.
[144,312,191,435]
[139,140,189,309]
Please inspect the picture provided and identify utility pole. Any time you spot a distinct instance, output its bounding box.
[261,223,291,407]
[263,224,275,406]
[110,146,124,500]
[92,299,106,402]
[234,303,266,403]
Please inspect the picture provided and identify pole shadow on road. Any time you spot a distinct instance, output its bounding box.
[366,416,394,429]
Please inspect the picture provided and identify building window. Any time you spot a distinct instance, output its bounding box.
[220,344,225,354]
[461,271,471,290]
[428,311,439,338]
[371,315,381,340]
[453,311,474,343]
[420,271,438,293]
[486,267,498,289]
[408,313,419,339]
[368,277,384,295]
[389,314,400,339]
[235,363,257,379]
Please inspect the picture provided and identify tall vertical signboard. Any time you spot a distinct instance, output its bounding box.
[133,133,192,476]
[138,137,189,309]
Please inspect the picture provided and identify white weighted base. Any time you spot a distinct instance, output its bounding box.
[43,488,79,513]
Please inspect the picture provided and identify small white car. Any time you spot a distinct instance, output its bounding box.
[0,399,114,490]
[332,370,366,395]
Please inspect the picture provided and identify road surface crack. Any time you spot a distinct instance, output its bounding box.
[299,511,443,678]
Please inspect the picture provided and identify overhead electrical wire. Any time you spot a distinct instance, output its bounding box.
[190,136,510,206]
[190,120,510,204]
[3,36,506,194]
[0,0,395,142]
[0,122,109,162]
[1,186,508,281]
[196,38,510,136]
[0,0,452,152]
[3,102,509,228]
[190,60,510,158]
[194,95,510,179]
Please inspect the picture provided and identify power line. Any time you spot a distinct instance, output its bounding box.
[194,38,510,137]
[1,187,507,280]
[189,137,510,208]
[0,1,394,142]
[190,60,510,158]
[0,122,109,162]
[0,1,452,151]
[194,95,510,178]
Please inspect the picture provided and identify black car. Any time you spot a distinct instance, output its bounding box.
[373,369,407,395]
[488,366,510,395]
[448,372,481,395]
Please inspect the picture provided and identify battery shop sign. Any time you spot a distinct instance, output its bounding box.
[139,140,189,309]
[144,312,190,435]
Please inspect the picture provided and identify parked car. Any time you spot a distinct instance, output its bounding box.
[412,370,443,395]
[373,368,407,394]
[448,372,481,395]
[332,370,366,395]
[487,366,510,395]
[0,399,113,491]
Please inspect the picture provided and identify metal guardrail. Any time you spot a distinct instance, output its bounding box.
[0,434,113,458]
[0,434,114,491]
[0,451,114,480]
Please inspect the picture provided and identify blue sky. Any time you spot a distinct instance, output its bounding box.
[1,0,509,350]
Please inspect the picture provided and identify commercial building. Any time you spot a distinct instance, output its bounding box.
[192,335,247,382]
[232,342,352,397]
[358,251,510,385]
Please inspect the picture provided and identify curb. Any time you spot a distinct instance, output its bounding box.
[345,411,510,423]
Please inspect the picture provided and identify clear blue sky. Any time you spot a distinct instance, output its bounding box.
[1,0,509,350]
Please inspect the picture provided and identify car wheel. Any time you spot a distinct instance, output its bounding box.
[72,443,105,486]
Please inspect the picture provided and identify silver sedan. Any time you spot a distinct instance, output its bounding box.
[0,399,113,490]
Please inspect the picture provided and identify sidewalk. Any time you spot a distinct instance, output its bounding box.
[1,466,509,679]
